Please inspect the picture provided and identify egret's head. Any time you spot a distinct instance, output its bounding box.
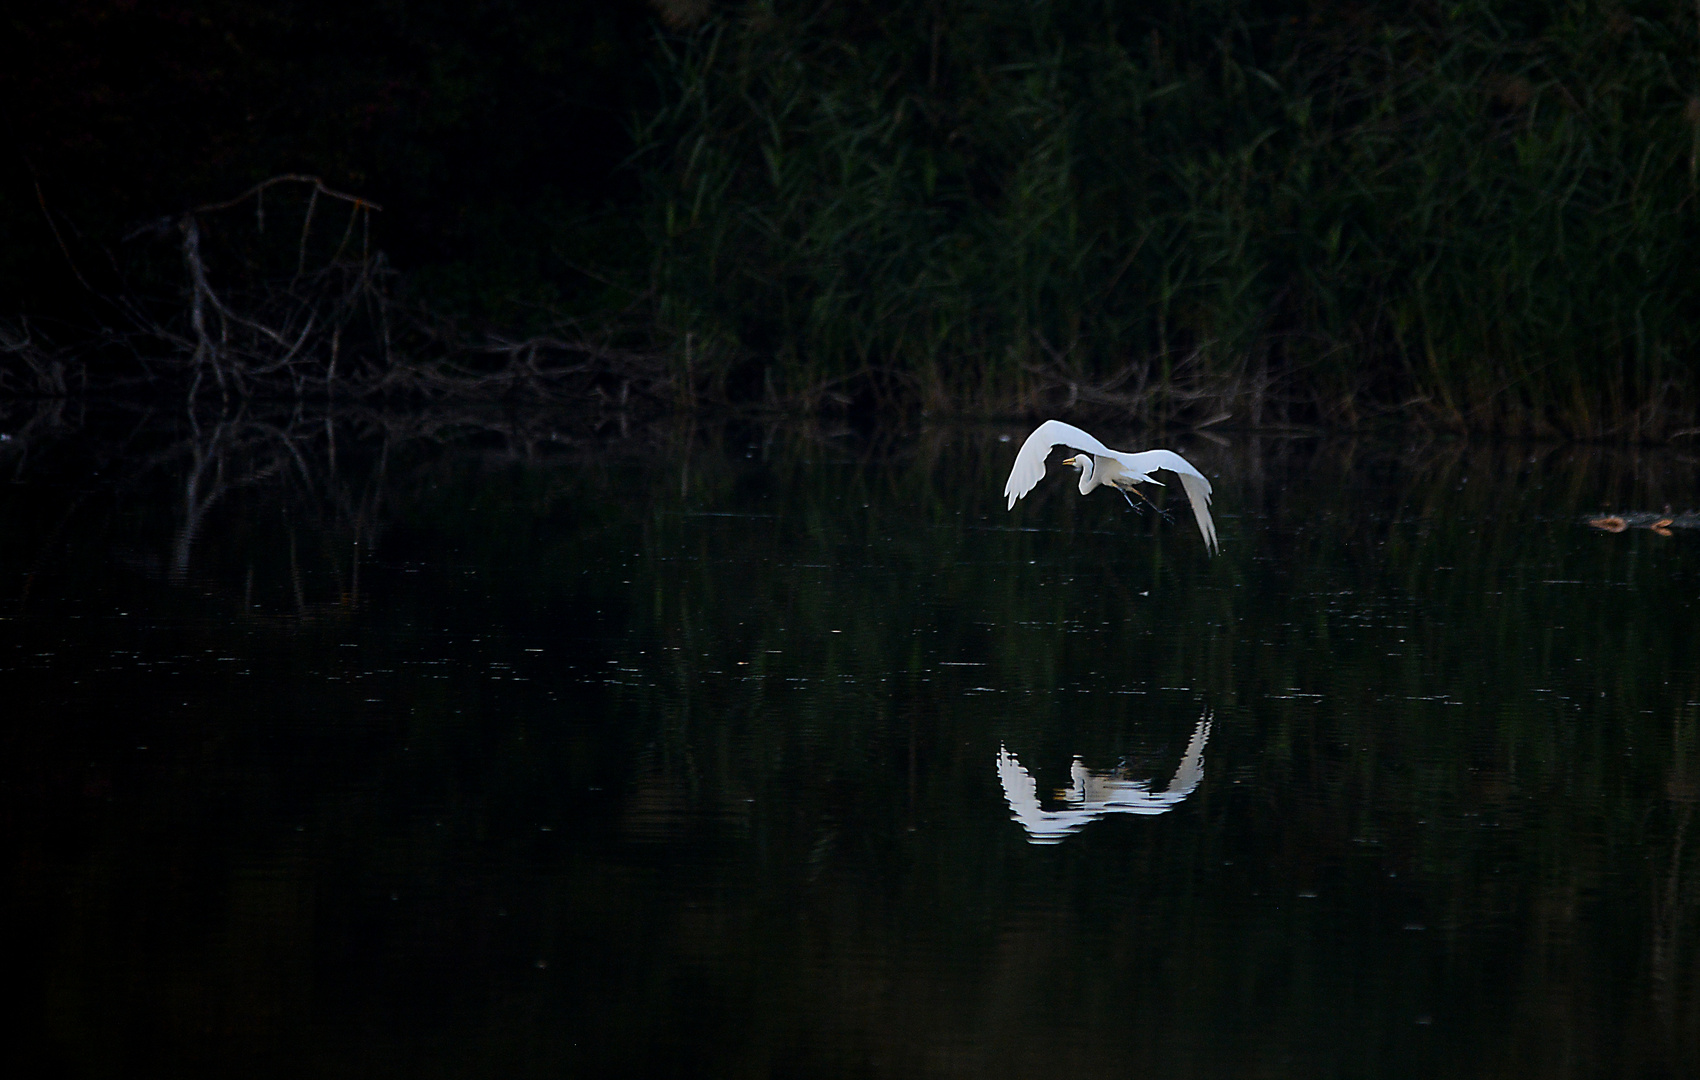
[1063,453,1097,495]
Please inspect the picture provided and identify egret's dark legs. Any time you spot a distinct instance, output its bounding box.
[1118,482,1173,521]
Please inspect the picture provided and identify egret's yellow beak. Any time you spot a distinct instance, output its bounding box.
[1061,456,1077,466]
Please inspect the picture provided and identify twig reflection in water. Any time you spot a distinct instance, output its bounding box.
[997,713,1212,844]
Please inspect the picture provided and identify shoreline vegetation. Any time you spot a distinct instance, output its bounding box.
[4,1,1699,440]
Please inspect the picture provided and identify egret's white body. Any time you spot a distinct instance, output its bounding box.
[1002,419,1219,553]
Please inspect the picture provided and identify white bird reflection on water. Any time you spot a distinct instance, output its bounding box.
[997,713,1212,844]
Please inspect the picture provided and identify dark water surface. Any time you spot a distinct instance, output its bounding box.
[4,404,1699,1078]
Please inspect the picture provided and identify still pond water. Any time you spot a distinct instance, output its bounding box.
[3,403,1699,1078]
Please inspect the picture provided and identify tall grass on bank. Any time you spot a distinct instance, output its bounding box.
[637,0,1700,437]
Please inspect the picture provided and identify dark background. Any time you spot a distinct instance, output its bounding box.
[2,0,661,326]
[3,1,1698,433]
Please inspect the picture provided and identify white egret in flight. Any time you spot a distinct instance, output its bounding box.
[1003,420,1218,553]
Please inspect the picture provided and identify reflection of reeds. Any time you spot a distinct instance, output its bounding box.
[637,1,1700,435]
[12,406,1700,1075]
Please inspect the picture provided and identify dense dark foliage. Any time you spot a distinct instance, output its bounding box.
[641,0,1700,434]
[2,0,656,323]
[4,1,1699,434]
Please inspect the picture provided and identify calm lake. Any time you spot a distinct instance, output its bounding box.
[3,402,1698,1078]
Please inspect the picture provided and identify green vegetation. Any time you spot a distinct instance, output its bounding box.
[5,1,1699,435]
[638,0,1700,435]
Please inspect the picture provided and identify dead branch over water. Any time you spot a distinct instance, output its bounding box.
[2,176,666,410]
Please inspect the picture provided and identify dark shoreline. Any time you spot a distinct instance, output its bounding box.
[6,2,1698,441]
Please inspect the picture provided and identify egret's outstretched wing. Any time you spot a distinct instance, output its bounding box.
[1003,420,1113,509]
[1118,448,1219,554]
[1173,471,1219,554]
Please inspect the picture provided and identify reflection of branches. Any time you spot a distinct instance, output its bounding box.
[130,403,398,618]
[0,393,703,623]
[170,414,285,578]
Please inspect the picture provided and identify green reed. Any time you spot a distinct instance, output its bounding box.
[635,0,1700,436]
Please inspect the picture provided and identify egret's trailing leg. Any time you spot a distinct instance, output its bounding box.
[1121,482,1173,521]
